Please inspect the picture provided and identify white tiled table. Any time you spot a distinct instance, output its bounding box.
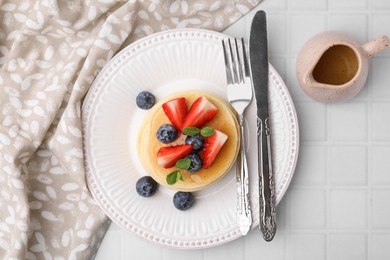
[96,1,390,259]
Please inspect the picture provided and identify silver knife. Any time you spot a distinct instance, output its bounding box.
[249,10,277,241]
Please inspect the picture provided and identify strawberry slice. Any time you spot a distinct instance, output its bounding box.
[202,130,228,169]
[157,145,193,168]
[183,96,217,128]
[162,97,187,131]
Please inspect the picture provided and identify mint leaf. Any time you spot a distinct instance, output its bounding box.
[176,171,184,182]
[200,127,215,137]
[166,170,183,185]
[175,158,191,170]
[183,127,200,136]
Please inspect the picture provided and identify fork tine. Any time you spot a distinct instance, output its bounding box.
[222,39,233,84]
[241,38,250,78]
[223,37,251,87]
[228,39,239,84]
[235,38,245,83]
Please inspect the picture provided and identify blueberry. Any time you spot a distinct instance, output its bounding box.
[136,176,158,197]
[156,124,178,143]
[185,134,204,152]
[136,91,155,109]
[173,191,194,211]
[187,153,202,172]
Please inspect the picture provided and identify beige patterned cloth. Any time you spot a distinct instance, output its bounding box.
[0,0,261,259]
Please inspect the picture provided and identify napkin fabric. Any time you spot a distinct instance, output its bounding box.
[0,0,261,259]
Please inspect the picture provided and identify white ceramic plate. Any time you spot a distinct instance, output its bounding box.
[82,29,299,249]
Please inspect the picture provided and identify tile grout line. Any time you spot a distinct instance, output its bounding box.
[366,1,373,259]
[325,2,331,258]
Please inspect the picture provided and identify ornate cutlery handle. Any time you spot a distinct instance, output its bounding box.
[257,116,276,241]
[236,114,252,235]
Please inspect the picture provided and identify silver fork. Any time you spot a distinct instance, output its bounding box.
[222,38,252,235]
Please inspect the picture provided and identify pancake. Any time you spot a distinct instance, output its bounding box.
[137,91,240,192]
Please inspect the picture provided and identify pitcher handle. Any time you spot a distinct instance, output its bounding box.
[362,35,390,57]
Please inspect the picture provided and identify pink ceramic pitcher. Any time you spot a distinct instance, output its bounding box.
[296,32,389,103]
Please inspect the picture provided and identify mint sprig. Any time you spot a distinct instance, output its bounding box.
[182,127,200,136]
[183,126,215,137]
[200,126,215,137]
[175,158,191,170]
[166,170,184,185]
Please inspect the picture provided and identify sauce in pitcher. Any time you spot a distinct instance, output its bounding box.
[312,45,359,85]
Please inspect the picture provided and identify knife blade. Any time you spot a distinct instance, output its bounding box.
[249,10,277,242]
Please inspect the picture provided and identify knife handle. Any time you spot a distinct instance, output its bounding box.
[257,116,277,241]
[236,114,252,235]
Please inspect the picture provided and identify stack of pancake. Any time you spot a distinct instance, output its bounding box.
[137,91,240,192]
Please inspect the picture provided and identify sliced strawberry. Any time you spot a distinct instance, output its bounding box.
[162,97,187,131]
[157,145,193,168]
[202,130,228,169]
[183,96,217,128]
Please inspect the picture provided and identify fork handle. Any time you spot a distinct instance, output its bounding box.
[236,114,252,235]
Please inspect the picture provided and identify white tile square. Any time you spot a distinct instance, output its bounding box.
[290,233,326,260]
[223,16,247,38]
[371,190,390,229]
[330,234,367,260]
[204,237,244,260]
[372,103,390,141]
[330,145,367,185]
[357,77,370,100]
[252,0,287,10]
[290,0,328,10]
[245,4,287,37]
[163,248,203,260]
[94,230,122,260]
[371,15,390,57]
[372,145,390,185]
[331,0,368,10]
[291,144,327,186]
[371,234,390,260]
[290,14,328,55]
[329,103,367,141]
[371,58,390,99]
[122,232,163,259]
[289,189,326,229]
[330,190,367,228]
[329,14,368,48]
[372,0,390,9]
[294,102,327,141]
[287,58,312,101]
[245,229,285,260]
[267,14,287,56]
[275,195,288,230]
